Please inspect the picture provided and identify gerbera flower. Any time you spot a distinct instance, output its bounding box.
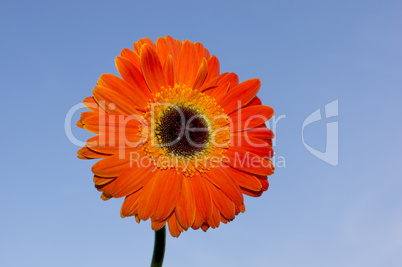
[77,36,275,237]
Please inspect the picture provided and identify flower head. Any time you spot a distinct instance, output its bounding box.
[77,36,275,237]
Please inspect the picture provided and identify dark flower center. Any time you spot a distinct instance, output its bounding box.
[156,106,210,157]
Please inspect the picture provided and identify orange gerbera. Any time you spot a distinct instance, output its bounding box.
[77,36,275,237]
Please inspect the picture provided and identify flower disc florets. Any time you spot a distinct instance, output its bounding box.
[143,84,230,176]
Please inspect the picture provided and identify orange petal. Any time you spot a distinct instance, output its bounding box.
[111,162,156,198]
[201,223,210,232]
[151,220,167,231]
[81,113,140,135]
[219,213,229,224]
[178,40,198,86]
[156,37,171,66]
[98,72,150,109]
[241,176,269,197]
[77,146,107,159]
[204,55,220,84]
[244,126,275,141]
[224,148,274,176]
[195,42,210,60]
[101,193,112,201]
[93,86,140,115]
[91,153,131,177]
[140,43,166,93]
[93,175,115,186]
[142,37,156,49]
[120,190,141,218]
[162,55,175,88]
[114,56,152,98]
[221,165,262,192]
[134,37,156,54]
[191,214,204,230]
[240,187,263,197]
[138,170,163,221]
[120,48,141,70]
[138,169,182,221]
[218,72,239,91]
[235,203,246,215]
[246,96,262,107]
[230,133,274,158]
[206,80,229,101]
[83,96,99,111]
[76,120,84,128]
[192,58,208,90]
[79,110,97,121]
[203,168,243,205]
[168,212,183,237]
[95,179,115,196]
[165,36,180,79]
[175,39,183,51]
[260,178,269,191]
[152,169,182,221]
[189,175,213,222]
[85,132,143,154]
[207,183,235,222]
[207,72,239,101]
[229,105,274,131]
[175,177,196,230]
[208,204,221,229]
[199,76,219,92]
[267,139,273,147]
[86,136,118,155]
[219,78,261,114]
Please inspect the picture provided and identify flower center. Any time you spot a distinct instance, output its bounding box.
[155,106,210,157]
[142,84,230,176]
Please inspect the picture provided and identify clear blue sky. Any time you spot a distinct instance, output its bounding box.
[1,0,401,266]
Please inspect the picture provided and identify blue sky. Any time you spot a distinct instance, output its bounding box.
[1,0,401,266]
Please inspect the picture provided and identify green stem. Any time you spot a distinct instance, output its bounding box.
[150,226,166,267]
